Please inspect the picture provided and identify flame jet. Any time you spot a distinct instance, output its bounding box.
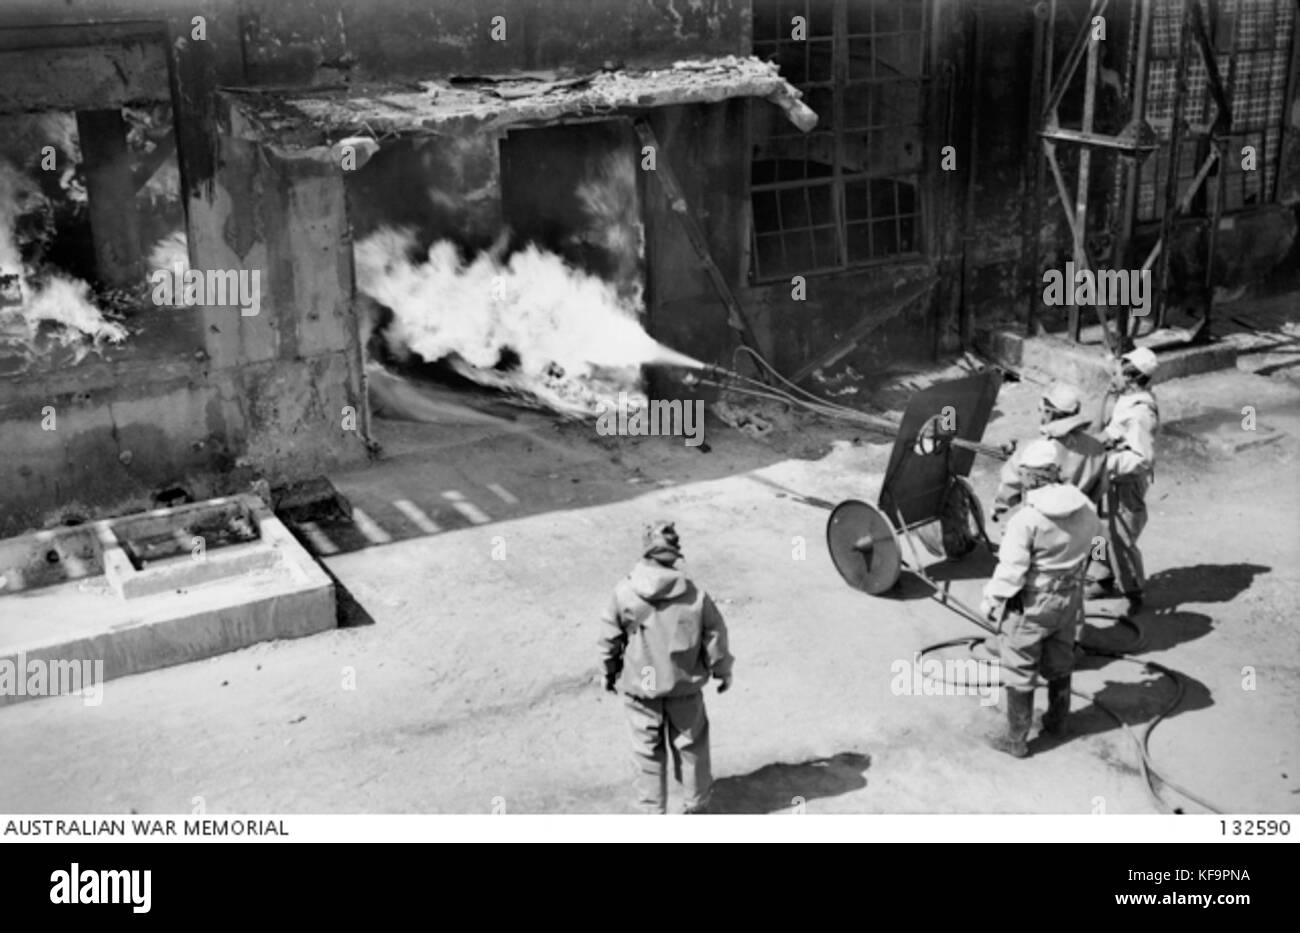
[354,226,705,416]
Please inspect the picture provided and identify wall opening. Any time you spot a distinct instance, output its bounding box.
[348,119,692,442]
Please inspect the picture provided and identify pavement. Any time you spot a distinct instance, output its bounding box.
[1,345,1297,814]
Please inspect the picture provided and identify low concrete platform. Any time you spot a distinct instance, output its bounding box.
[0,495,334,707]
[978,328,1239,399]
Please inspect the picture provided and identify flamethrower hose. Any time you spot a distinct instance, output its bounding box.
[731,345,868,413]
[701,349,1008,458]
[697,378,900,434]
[916,613,1227,815]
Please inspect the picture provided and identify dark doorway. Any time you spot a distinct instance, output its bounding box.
[499,119,645,306]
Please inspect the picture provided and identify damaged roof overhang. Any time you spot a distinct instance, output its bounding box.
[218,55,818,158]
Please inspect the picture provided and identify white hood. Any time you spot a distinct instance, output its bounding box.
[1026,482,1092,518]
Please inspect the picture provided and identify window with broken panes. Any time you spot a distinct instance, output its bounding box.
[750,0,926,280]
[1139,0,1294,220]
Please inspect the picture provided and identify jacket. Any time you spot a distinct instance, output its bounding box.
[598,558,733,699]
[1104,389,1159,480]
[984,483,1103,610]
[995,414,1110,511]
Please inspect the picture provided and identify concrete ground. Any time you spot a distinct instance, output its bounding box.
[1,351,1298,814]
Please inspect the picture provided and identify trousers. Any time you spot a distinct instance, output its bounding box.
[1092,478,1148,595]
[997,581,1080,691]
[623,692,711,814]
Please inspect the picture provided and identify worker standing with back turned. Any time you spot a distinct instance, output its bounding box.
[598,521,734,814]
[981,440,1102,758]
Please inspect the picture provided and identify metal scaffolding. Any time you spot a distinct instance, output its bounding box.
[1024,0,1235,353]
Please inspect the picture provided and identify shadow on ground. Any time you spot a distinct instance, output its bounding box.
[870,543,998,603]
[707,751,872,813]
[1032,635,1215,761]
[920,546,999,584]
[1078,609,1214,655]
[1147,563,1270,608]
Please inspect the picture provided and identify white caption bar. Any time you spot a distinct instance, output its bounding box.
[0,815,1294,844]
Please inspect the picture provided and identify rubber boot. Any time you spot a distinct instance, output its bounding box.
[1040,676,1072,737]
[987,688,1032,758]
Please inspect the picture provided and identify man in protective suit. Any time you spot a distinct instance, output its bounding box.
[981,440,1102,757]
[598,521,734,813]
[1087,347,1160,613]
[992,381,1108,518]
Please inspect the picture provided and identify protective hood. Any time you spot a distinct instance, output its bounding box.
[1041,412,1092,439]
[1025,482,1092,518]
[628,558,689,602]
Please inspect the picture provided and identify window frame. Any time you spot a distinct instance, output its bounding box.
[1137,0,1295,222]
[748,0,931,284]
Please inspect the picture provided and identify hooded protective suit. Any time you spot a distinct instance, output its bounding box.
[599,557,733,813]
[1105,389,1158,478]
[599,558,732,699]
[995,413,1109,512]
[983,483,1102,690]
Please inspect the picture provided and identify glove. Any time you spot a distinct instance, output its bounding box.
[979,596,1003,623]
[716,675,733,694]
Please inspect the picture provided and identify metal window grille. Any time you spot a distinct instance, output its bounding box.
[1138,0,1294,220]
[750,0,928,281]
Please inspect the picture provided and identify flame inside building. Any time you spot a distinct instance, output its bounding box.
[0,109,182,363]
[354,144,702,419]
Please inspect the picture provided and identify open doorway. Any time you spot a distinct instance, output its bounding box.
[499,120,645,309]
[346,117,663,445]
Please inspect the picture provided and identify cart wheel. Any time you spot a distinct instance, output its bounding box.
[939,475,986,559]
[827,500,902,595]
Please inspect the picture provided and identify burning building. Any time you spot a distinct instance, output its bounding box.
[0,0,1297,536]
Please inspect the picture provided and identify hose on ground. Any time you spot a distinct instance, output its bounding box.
[917,611,1227,815]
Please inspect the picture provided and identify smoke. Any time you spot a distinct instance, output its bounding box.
[571,151,644,309]
[355,227,697,416]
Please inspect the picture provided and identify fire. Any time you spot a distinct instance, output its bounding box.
[0,156,128,361]
[148,229,189,274]
[355,227,701,417]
